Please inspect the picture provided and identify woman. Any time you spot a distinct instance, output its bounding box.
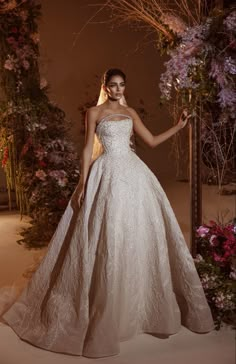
[0,68,214,358]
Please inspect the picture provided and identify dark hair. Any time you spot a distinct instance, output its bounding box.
[101,68,126,86]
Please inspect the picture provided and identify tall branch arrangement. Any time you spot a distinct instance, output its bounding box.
[0,0,80,248]
[106,0,236,191]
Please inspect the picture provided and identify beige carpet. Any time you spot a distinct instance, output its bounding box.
[0,181,235,364]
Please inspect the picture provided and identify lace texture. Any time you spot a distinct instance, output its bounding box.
[0,115,215,358]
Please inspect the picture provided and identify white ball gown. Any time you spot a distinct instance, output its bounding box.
[0,113,214,358]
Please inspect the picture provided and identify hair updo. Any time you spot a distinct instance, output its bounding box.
[101,68,126,86]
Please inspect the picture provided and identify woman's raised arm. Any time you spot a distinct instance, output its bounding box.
[129,108,190,149]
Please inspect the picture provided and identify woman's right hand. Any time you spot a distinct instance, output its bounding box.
[71,183,85,211]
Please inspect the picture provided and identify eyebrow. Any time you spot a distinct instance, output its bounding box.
[108,81,125,85]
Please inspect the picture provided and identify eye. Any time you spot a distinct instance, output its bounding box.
[108,83,125,87]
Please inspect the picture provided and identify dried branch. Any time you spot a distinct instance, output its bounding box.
[105,0,212,38]
[105,0,175,41]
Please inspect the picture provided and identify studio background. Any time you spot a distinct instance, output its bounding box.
[38,0,176,181]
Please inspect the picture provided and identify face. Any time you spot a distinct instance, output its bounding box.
[103,75,126,101]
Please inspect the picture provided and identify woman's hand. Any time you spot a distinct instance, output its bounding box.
[177,109,192,130]
[71,182,85,211]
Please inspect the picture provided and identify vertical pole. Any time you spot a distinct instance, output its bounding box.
[189,108,202,257]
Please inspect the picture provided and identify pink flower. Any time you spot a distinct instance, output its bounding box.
[212,252,225,263]
[4,59,14,71]
[196,226,209,237]
[35,169,47,181]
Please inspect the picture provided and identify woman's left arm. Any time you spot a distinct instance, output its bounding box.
[129,108,190,148]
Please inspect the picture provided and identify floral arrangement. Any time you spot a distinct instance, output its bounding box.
[159,11,236,111]
[106,0,236,191]
[195,218,236,329]
[0,0,80,247]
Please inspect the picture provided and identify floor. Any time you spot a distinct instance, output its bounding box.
[0,180,235,364]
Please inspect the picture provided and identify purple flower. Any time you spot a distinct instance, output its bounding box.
[224,56,236,75]
[218,87,236,109]
[210,60,227,87]
[181,22,210,43]
[223,11,236,32]
[159,49,201,99]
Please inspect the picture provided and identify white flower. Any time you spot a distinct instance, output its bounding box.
[209,234,217,246]
[194,254,204,263]
[58,177,68,187]
[229,270,236,280]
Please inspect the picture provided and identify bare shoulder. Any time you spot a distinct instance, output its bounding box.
[87,105,99,116]
[86,105,101,124]
[126,106,140,119]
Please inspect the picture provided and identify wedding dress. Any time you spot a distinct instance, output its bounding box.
[0,113,214,358]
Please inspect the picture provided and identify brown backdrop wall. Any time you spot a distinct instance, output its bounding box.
[39,0,178,181]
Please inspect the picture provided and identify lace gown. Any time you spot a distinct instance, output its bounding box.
[0,113,214,358]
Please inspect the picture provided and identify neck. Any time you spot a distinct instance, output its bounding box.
[105,96,121,109]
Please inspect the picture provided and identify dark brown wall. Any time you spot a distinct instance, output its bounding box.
[39,0,177,181]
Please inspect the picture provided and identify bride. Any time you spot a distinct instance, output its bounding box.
[0,68,214,358]
[72,68,189,209]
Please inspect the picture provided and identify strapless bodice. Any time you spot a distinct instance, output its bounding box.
[96,114,133,155]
